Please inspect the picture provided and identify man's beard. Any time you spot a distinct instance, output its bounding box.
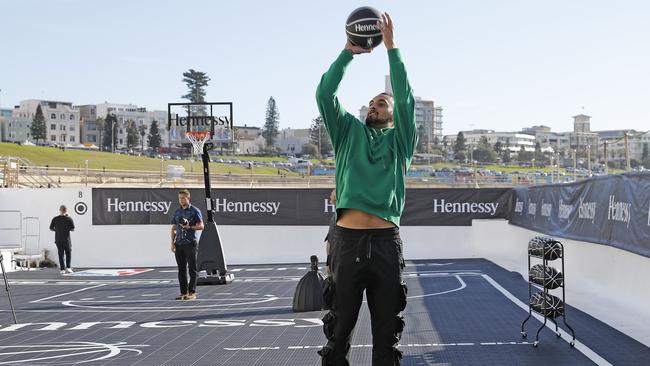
[365,114,391,128]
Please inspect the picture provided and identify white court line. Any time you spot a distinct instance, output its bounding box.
[10,280,171,285]
[406,275,466,299]
[227,342,532,351]
[141,294,160,297]
[482,274,612,366]
[31,284,106,303]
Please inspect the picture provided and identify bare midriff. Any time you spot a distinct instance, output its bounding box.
[336,208,396,229]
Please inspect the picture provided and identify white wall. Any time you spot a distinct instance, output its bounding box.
[1,189,648,346]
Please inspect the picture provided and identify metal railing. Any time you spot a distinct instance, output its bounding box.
[1,164,584,188]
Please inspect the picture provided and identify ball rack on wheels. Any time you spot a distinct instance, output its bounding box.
[1,253,18,323]
[186,131,234,285]
[521,236,576,347]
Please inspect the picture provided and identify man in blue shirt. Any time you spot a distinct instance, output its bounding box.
[170,189,204,300]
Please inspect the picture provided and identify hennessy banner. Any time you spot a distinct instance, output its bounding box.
[509,173,650,258]
[92,188,512,226]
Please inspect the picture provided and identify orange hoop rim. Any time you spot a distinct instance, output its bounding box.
[186,131,211,138]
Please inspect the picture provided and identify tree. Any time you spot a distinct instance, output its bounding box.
[473,136,496,163]
[95,117,105,151]
[138,124,147,152]
[262,96,280,147]
[301,143,318,156]
[148,120,162,151]
[502,148,512,163]
[126,120,139,150]
[453,132,466,161]
[30,104,47,143]
[494,141,503,157]
[102,114,118,151]
[309,116,332,157]
[416,125,429,153]
[518,145,534,163]
[534,142,544,163]
[442,137,449,161]
[181,69,210,115]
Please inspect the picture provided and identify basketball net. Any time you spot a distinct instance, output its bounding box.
[186,131,211,157]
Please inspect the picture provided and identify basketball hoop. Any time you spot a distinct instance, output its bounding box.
[186,131,211,156]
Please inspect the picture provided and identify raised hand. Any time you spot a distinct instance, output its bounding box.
[377,12,395,49]
[344,40,372,55]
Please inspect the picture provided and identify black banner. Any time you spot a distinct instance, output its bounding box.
[509,173,650,258]
[92,188,512,226]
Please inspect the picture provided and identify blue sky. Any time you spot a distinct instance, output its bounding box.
[1,0,649,134]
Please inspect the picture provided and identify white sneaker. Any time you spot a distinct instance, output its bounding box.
[65,268,74,274]
[60,270,66,275]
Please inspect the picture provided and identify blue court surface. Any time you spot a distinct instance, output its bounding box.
[1,259,648,365]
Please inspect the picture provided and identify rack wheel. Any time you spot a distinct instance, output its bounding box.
[570,341,575,347]
[533,341,539,347]
[521,331,527,338]
[556,332,561,337]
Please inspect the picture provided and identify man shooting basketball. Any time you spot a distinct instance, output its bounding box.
[316,12,416,366]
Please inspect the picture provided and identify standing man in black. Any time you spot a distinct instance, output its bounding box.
[49,205,75,275]
[170,189,204,300]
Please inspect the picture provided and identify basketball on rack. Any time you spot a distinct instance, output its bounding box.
[529,264,564,289]
[345,6,383,49]
[530,292,565,319]
[528,237,563,261]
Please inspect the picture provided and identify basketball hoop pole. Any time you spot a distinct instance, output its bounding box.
[200,142,215,223]
[196,140,234,284]
[0,254,18,324]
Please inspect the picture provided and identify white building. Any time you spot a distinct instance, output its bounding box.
[8,100,80,145]
[276,127,311,155]
[596,130,650,165]
[522,115,601,161]
[234,125,263,154]
[444,129,543,153]
[1,108,29,142]
[83,102,169,150]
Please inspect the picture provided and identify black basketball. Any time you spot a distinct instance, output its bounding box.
[530,292,565,318]
[529,264,564,289]
[345,7,383,49]
[528,236,563,261]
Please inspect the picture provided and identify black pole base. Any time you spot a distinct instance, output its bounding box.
[292,255,326,312]
[197,271,235,285]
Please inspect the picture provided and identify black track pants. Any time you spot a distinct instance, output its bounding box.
[319,226,407,366]
[174,241,198,294]
[55,241,71,270]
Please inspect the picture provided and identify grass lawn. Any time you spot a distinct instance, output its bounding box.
[0,143,296,175]
[2,142,626,175]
